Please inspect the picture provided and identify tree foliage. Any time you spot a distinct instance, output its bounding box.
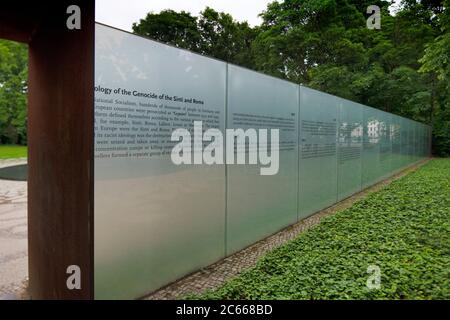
[132,8,257,69]
[0,1,448,155]
[0,40,27,145]
[131,1,449,155]
[132,10,201,52]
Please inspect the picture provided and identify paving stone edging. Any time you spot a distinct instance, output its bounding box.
[144,159,431,300]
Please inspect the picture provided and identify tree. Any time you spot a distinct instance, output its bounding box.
[132,8,258,68]
[198,7,257,68]
[0,40,28,145]
[418,0,450,155]
[132,10,201,51]
[252,0,384,83]
[1,1,448,154]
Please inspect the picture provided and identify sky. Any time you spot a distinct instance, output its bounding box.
[96,0,403,32]
[96,0,273,31]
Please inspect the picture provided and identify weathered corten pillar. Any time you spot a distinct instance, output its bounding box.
[0,1,95,299]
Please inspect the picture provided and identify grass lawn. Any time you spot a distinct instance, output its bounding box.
[196,159,450,300]
[0,145,27,159]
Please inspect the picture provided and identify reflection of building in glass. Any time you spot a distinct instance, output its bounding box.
[351,125,363,139]
[367,120,379,143]
[338,122,362,144]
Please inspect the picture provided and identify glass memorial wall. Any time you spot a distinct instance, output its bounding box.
[94,24,227,299]
[94,24,431,299]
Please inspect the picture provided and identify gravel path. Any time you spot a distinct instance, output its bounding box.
[0,158,28,300]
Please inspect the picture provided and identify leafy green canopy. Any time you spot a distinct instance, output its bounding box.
[132,7,258,69]
[0,40,27,145]
[0,1,448,154]
[132,1,450,156]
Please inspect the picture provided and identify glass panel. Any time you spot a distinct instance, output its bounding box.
[391,114,403,172]
[422,124,426,158]
[362,106,381,188]
[408,120,415,164]
[226,65,299,255]
[299,86,338,218]
[94,24,226,299]
[337,99,362,200]
[415,122,421,161]
[423,124,429,158]
[379,110,392,178]
[400,118,409,168]
[421,124,424,158]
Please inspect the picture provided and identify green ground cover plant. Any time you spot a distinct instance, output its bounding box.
[197,159,450,299]
[0,145,27,159]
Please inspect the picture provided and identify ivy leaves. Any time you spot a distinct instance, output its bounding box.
[198,159,450,300]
